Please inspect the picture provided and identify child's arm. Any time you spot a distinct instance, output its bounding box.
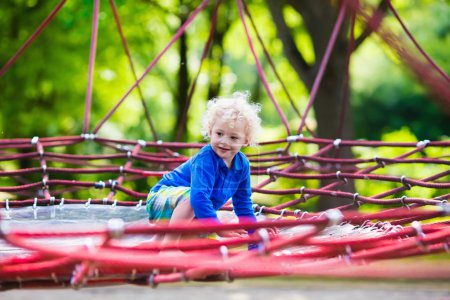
[232,163,257,224]
[232,163,260,249]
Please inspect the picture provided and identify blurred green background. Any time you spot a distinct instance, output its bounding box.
[0,0,448,141]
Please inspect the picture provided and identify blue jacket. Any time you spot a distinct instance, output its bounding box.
[151,144,256,223]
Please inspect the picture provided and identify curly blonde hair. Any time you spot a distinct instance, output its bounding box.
[201,91,262,146]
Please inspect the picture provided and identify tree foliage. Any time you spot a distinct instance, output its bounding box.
[1,0,447,140]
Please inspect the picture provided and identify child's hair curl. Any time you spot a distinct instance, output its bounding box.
[201,91,262,146]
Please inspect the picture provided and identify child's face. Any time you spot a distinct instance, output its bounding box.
[209,118,249,167]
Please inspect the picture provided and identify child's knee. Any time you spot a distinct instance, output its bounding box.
[172,199,195,220]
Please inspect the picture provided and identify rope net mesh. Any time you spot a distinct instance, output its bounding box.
[1,136,449,289]
[1,0,450,290]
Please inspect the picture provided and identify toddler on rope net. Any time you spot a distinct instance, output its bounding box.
[146,91,267,251]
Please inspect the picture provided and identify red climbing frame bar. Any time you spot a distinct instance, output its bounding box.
[346,1,450,106]
[241,2,318,138]
[104,141,143,202]
[236,0,291,135]
[297,0,347,134]
[2,211,449,283]
[0,0,67,78]
[336,4,356,138]
[33,139,52,200]
[1,0,450,288]
[387,0,450,84]
[82,0,100,134]
[175,0,222,141]
[92,0,211,135]
[108,0,159,140]
[1,6,450,292]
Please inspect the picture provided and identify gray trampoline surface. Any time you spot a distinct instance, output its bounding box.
[0,204,150,256]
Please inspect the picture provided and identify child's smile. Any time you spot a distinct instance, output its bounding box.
[209,118,248,168]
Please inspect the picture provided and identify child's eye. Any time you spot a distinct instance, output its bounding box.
[231,136,238,140]
[216,132,223,137]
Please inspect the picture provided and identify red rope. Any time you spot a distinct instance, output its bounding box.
[92,0,211,135]
[0,202,448,286]
[236,0,291,135]
[387,0,450,85]
[297,0,347,134]
[33,140,51,199]
[0,0,67,78]
[241,1,318,138]
[346,1,450,107]
[175,0,222,141]
[336,4,356,138]
[82,0,100,134]
[2,1,450,288]
[108,0,159,140]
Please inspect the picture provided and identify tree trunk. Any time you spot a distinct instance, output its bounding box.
[173,17,189,142]
[267,0,355,209]
[207,3,231,100]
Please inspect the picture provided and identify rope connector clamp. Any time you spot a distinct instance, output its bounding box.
[333,138,342,148]
[31,136,39,145]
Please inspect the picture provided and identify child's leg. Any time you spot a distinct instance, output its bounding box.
[160,198,195,247]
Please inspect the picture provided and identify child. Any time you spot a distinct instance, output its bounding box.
[146,91,261,246]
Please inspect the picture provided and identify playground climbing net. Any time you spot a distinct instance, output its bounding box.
[0,135,449,289]
[1,0,450,290]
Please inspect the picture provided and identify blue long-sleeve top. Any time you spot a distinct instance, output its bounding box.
[151,144,256,224]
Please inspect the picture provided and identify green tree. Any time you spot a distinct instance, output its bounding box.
[265,0,449,209]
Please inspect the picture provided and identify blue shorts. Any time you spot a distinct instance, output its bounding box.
[146,186,190,220]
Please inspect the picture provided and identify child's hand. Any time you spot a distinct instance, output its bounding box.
[217,229,248,238]
[265,227,278,236]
